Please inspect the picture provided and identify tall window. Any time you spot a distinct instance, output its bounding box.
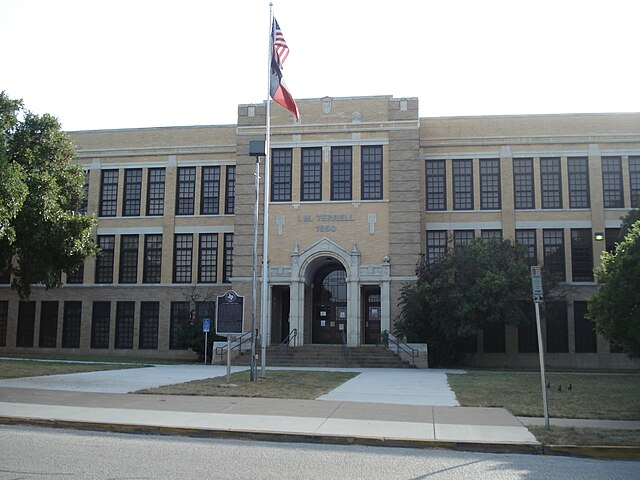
[176,167,196,215]
[630,156,640,208]
[301,147,322,201]
[271,149,292,202]
[452,159,473,210]
[453,230,475,246]
[518,303,538,353]
[122,168,142,216]
[143,234,162,283]
[170,302,190,349]
[515,229,537,264]
[139,302,159,349]
[99,170,118,217]
[198,233,218,283]
[200,166,220,215]
[90,301,110,349]
[543,229,565,281]
[426,231,447,264]
[115,302,135,349]
[513,158,534,209]
[66,263,84,284]
[225,166,236,214]
[39,301,58,348]
[545,301,568,353]
[95,235,115,284]
[605,228,620,253]
[574,301,597,353]
[119,235,139,284]
[361,145,383,200]
[146,168,165,216]
[80,170,89,215]
[570,228,593,282]
[479,158,500,210]
[331,147,352,200]
[540,157,562,209]
[425,160,446,210]
[61,301,82,348]
[601,156,624,208]
[16,301,35,347]
[173,234,193,283]
[223,233,234,283]
[568,157,590,208]
[0,301,7,347]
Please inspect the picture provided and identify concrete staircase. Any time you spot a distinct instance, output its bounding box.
[221,345,415,368]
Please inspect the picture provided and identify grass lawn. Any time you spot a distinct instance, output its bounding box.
[0,359,142,379]
[136,370,359,400]
[529,426,640,446]
[447,371,640,420]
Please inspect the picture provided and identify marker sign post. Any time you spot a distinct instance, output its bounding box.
[202,317,210,365]
[216,291,245,383]
[531,266,550,429]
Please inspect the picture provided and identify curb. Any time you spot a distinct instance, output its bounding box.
[543,445,640,461]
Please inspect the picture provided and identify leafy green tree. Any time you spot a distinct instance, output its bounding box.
[588,221,640,358]
[0,91,97,298]
[618,209,640,241]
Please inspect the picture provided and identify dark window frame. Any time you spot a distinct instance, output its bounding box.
[543,229,566,281]
[331,146,352,201]
[425,160,446,211]
[223,233,234,283]
[271,149,293,202]
[115,301,135,349]
[570,228,594,282]
[574,301,597,353]
[61,301,82,348]
[426,230,447,264]
[301,147,322,201]
[568,157,590,208]
[602,156,624,208]
[540,157,562,209]
[95,235,115,284]
[479,158,501,210]
[176,167,196,215]
[361,145,383,200]
[118,235,139,284]
[513,158,534,209]
[198,233,218,283]
[173,234,193,284]
[38,301,59,348]
[515,229,537,265]
[139,301,159,349]
[200,166,221,215]
[146,168,165,216]
[143,234,162,284]
[99,169,119,217]
[225,166,236,214]
[90,301,110,349]
[122,168,142,216]
[452,159,473,210]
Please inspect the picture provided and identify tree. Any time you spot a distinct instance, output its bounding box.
[618,208,640,242]
[588,221,640,358]
[0,91,97,298]
[174,286,223,361]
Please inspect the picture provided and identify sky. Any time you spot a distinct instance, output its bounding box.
[1,0,639,132]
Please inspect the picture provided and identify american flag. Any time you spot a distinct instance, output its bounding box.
[272,18,289,68]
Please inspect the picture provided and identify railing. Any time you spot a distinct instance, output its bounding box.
[214,331,253,364]
[381,330,419,367]
[340,330,349,367]
[274,328,298,364]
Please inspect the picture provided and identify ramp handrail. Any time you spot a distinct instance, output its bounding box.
[381,330,419,367]
[340,329,349,367]
[274,328,298,364]
[214,331,253,364]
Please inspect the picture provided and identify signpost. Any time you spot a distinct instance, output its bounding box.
[531,266,550,430]
[216,291,245,383]
[202,317,210,365]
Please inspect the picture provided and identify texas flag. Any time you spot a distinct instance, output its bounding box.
[270,18,299,121]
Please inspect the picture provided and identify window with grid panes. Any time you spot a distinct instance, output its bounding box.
[115,302,135,349]
[453,230,475,246]
[225,166,236,214]
[95,235,115,283]
[223,233,234,283]
[425,160,446,210]
[331,147,352,200]
[540,157,562,209]
[16,301,35,347]
[568,157,590,208]
[143,234,162,283]
[200,166,220,215]
[198,233,218,283]
[515,229,537,264]
[479,159,500,210]
[39,301,58,348]
[90,301,110,349]
[65,263,84,284]
[570,228,593,282]
[119,235,139,284]
[271,149,292,202]
[452,159,473,210]
[122,168,142,216]
[173,234,193,283]
[605,228,620,253]
[601,156,624,208]
[574,301,597,353]
[99,170,118,217]
[0,301,7,347]
[176,167,196,215]
[170,302,190,349]
[630,156,640,208]
[513,158,534,209]
[146,168,165,216]
[481,229,502,241]
[301,147,322,201]
[361,146,383,200]
[426,231,447,264]
[61,301,82,348]
[543,229,565,281]
[80,170,89,215]
[545,301,568,353]
[139,302,159,349]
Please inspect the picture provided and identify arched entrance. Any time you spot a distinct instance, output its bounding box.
[311,261,347,344]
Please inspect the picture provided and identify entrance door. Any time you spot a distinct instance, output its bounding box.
[363,286,381,344]
[312,263,347,344]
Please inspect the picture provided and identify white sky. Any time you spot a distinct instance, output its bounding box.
[1,0,639,131]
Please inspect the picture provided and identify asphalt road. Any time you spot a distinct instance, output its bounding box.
[1,426,639,479]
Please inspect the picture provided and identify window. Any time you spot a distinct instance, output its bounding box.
[143,234,162,284]
[481,229,502,241]
[62,301,82,348]
[602,156,624,208]
[115,302,135,349]
[630,156,640,208]
[453,230,474,246]
[570,228,593,282]
[272,149,292,202]
[361,146,383,200]
[200,166,220,215]
[425,160,446,210]
[331,147,352,200]
[574,301,597,353]
[605,228,620,253]
[301,147,322,201]
[146,168,165,216]
[16,301,35,347]
[480,159,500,210]
[198,233,218,283]
[119,235,139,284]
[0,301,7,347]
[513,158,534,209]
[170,302,190,349]
[173,234,193,283]
[39,301,58,348]
[91,301,110,349]
[568,157,590,208]
[543,229,566,281]
[515,229,537,264]
[80,170,89,215]
[223,233,234,283]
[99,170,119,217]
[426,230,447,264]
[139,302,159,349]
[66,263,84,284]
[483,323,505,353]
[176,167,196,215]
[545,301,568,353]
[225,166,236,214]
[518,303,538,353]
[452,159,473,210]
[95,235,115,283]
[122,168,142,216]
[540,157,562,209]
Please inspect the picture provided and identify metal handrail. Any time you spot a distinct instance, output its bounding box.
[340,330,348,367]
[214,331,253,364]
[382,330,419,366]
[274,328,297,364]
